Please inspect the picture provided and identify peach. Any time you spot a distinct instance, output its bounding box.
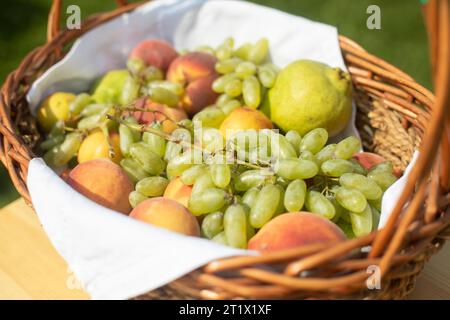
[219,107,273,137]
[67,159,134,214]
[248,212,346,252]
[77,130,122,164]
[167,52,219,116]
[163,177,192,208]
[132,99,188,133]
[353,152,401,177]
[130,39,178,71]
[130,197,200,236]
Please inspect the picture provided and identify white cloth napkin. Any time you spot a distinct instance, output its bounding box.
[26,0,416,299]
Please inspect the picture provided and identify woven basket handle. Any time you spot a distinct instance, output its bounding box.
[47,0,128,43]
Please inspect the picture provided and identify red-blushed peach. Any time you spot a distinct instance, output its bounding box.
[353,152,401,177]
[248,212,346,252]
[132,100,188,134]
[77,130,122,164]
[67,159,134,214]
[163,177,192,208]
[130,197,200,236]
[129,39,178,71]
[219,107,273,137]
[167,52,219,115]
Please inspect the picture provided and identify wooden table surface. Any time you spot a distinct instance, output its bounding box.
[0,198,448,300]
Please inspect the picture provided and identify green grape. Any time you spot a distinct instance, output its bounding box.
[142,131,166,158]
[368,168,397,191]
[122,117,141,141]
[285,130,302,153]
[148,87,179,107]
[166,150,201,179]
[120,158,149,182]
[201,128,225,154]
[44,132,82,168]
[188,188,229,216]
[257,64,277,88]
[235,61,257,79]
[335,186,367,213]
[371,161,394,174]
[329,197,346,223]
[164,141,183,162]
[216,37,234,61]
[349,204,373,237]
[339,173,382,200]
[143,66,164,83]
[242,187,260,208]
[274,184,286,215]
[192,171,214,195]
[80,103,109,117]
[315,144,337,165]
[127,57,145,75]
[371,206,380,231]
[129,142,166,176]
[171,127,192,143]
[40,135,64,151]
[120,75,140,105]
[242,76,261,108]
[195,45,215,55]
[77,113,104,131]
[181,164,207,185]
[250,184,281,228]
[201,212,224,239]
[192,106,226,129]
[284,179,306,212]
[305,190,336,219]
[212,231,228,245]
[276,176,290,187]
[349,158,367,175]
[135,176,169,197]
[221,99,241,115]
[69,93,91,115]
[178,119,194,132]
[299,150,316,163]
[215,58,241,74]
[216,93,233,106]
[321,159,354,177]
[224,204,248,249]
[129,191,148,209]
[210,163,231,189]
[234,169,274,191]
[148,80,184,96]
[224,78,242,97]
[334,136,361,160]
[269,132,297,160]
[276,159,319,180]
[369,198,382,212]
[336,220,355,239]
[212,74,237,93]
[234,43,252,60]
[48,120,65,137]
[243,204,255,239]
[299,128,328,154]
[247,38,269,65]
[119,124,135,157]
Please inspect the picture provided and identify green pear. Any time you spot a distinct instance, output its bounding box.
[92,69,130,105]
[266,60,352,136]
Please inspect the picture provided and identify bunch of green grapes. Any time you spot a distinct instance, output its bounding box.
[207,37,279,110]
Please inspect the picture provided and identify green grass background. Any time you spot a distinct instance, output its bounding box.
[0,0,431,207]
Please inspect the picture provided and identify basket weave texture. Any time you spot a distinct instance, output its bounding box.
[0,0,449,300]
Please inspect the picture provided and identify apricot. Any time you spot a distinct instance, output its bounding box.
[37,92,76,132]
[132,100,188,133]
[219,107,273,137]
[167,52,219,116]
[163,177,192,208]
[67,159,134,214]
[353,152,401,177]
[130,39,178,72]
[78,130,122,164]
[130,197,200,236]
[248,212,346,252]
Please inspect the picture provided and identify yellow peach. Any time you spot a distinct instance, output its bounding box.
[78,130,122,164]
[37,92,76,132]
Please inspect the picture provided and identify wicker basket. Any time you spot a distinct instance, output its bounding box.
[1,0,449,300]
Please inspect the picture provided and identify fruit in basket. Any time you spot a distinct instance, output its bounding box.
[247,212,346,252]
[77,130,122,164]
[37,92,76,132]
[130,39,179,72]
[163,177,193,208]
[219,107,273,137]
[167,52,219,115]
[353,152,402,177]
[132,100,188,133]
[130,197,200,236]
[92,70,130,104]
[67,159,134,214]
[266,60,352,136]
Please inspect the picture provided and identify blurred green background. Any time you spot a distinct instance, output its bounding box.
[0,0,431,208]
